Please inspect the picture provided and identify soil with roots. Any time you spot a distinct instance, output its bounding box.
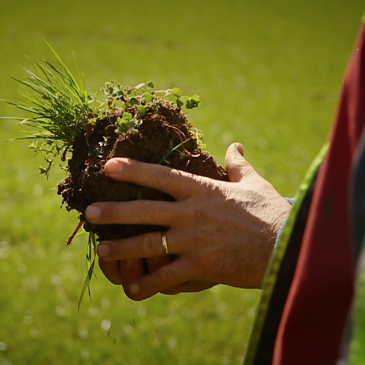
[57,98,228,242]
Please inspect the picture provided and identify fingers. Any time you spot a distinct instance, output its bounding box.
[97,231,197,300]
[94,143,278,301]
[127,258,195,300]
[99,249,187,299]
[225,142,257,182]
[99,255,208,299]
[98,258,144,286]
[119,259,146,298]
[103,158,204,199]
[96,230,186,260]
[98,257,146,299]
[147,255,171,274]
[85,200,176,226]
[98,258,123,285]
[160,280,216,295]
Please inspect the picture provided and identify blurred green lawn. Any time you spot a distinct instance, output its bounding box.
[0,0,364,364]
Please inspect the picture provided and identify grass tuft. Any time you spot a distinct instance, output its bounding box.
[1,43,97,176]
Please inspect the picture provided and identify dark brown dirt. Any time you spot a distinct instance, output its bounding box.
[57,98,228,241]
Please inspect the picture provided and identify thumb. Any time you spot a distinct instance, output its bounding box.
[225,143,257,182]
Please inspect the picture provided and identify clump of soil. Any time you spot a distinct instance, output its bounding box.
[57,98,228,241]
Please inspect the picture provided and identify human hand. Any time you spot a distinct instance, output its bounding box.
[85,143,291,300]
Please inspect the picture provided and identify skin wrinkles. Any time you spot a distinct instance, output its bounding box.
[86,143,291,300]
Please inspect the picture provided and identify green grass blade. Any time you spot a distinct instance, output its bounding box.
[44,40,81,92]
[78,258,95,311]
[78,232,98,311]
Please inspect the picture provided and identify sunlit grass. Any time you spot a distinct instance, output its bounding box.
[0,0,364,364]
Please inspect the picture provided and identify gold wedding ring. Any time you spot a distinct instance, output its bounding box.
[161,233,169,255]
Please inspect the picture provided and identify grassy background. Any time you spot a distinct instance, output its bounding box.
[0,0,364,364]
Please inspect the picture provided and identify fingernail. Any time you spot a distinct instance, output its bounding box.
[97,244,110,257]
[130,283,140,295]
[105,159,123,175]
[85,205,101,221]
[236,143,244,156]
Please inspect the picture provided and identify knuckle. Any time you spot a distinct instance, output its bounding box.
[137,201,157,223]
[154,167,175,188]
[141,233,158,256]
[157,265,174,284]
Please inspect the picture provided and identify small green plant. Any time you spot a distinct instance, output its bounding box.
[2,47,201,178]
[1,43,98,177]
[101,80,200,135]
[1,45,203,307]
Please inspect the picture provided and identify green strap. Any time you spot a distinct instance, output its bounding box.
[349,251,365,363]
[243,143,329,365]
